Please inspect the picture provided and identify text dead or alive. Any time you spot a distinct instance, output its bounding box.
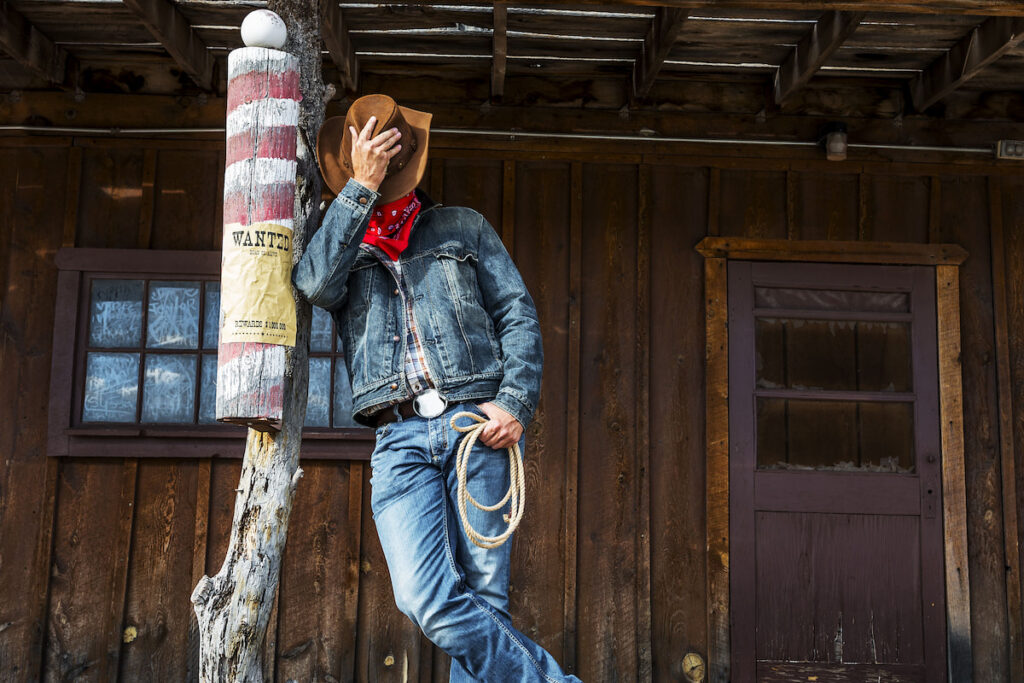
[234,320,288,330]
[230,229,291,250]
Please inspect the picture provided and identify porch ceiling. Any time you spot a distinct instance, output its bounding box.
[2,1,1024,119]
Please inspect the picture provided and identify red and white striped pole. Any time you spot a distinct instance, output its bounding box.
[216,15,300,431]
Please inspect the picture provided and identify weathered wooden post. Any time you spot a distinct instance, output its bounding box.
[190,1,326,678]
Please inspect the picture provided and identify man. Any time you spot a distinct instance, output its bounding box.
[293,94,580,682]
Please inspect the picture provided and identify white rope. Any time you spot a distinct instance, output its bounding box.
[450,411,526,549]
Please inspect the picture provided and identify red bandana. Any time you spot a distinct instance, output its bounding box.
[363,191,421,260]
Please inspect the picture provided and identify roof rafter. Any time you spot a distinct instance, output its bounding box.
[321,0,359,92]
[911,16,1024,111]
[631,7,689,100]
[774,10,865,105]
[353,0,1024,18]
[0,1,75,87]
[491,2,507,100]
[121,0,213,90]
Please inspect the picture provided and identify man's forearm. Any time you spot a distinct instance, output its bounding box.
[292,179,379,308]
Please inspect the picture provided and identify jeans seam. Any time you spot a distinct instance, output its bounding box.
[465,591,559,683]
[441,480,558,683]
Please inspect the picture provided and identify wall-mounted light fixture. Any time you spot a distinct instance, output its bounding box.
[821,122,848,161]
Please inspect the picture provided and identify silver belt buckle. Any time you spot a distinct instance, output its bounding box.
[413,389,448,418]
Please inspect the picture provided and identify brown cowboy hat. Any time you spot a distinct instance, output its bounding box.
[317,94,431,203]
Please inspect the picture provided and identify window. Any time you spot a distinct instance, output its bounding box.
[48,248,371,460]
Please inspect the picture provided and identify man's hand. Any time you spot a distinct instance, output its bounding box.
[349,116,402,193]
[476,402,523,450]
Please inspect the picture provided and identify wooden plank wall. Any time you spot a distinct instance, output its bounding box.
[0,135,1021,682]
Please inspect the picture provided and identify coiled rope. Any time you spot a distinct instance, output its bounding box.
[450,411,526,549]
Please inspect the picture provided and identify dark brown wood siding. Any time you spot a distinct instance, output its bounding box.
[0,135,1021,682]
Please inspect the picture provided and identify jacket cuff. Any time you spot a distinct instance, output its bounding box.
[336,178,380,217]
[491,390,535,429]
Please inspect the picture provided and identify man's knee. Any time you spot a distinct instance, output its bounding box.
[392,578,463,646]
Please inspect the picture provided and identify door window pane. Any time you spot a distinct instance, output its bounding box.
[755,287,909,313]
[83,352,139,422]
[311,307,334,352]
[147,281,200,349]
[757,398,915,472]
[199,354,218,424]
[333,358,357,427]
[141,354,197,422]
[89,280,143,348]
[203,282,220,349]
[305,357,331,427]
[756,319,912,392]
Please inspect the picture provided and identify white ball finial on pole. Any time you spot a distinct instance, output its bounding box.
[241,9,288,49]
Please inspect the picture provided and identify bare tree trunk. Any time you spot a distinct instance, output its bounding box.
[191,2,325,680]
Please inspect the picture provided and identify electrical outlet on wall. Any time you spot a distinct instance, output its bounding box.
[996,140,1024,159]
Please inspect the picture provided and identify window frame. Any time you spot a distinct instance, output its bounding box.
[48,247,373,460]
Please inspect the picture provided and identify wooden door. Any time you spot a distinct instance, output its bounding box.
[728,261,947,682]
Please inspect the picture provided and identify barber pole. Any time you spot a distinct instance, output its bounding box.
[216,44,300,431]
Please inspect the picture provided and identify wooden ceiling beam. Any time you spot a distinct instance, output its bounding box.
[631,7,689,100]
[911,16,1024,111]
[0,1,75,87]
[491,3,507,100]
[320,0,359,92]
[329,1,1024,17]
[774,11,865,105]
[121,0,213,90]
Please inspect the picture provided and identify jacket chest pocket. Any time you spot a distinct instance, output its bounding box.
[434,247,480,304]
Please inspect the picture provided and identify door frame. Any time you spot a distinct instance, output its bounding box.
[695,237,971,683]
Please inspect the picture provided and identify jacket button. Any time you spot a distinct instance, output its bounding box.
[392,335,400,342]
[393,288,400,295]
[389,382,398,390]
[359,196,367,204]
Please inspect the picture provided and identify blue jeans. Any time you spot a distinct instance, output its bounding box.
[370,401,581,682]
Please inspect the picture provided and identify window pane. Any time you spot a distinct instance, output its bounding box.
[203,282,220,349]
[333,358,357,427]
[305,357,330,427]
[89,279,143,348]
[756,318,911,392]
[147,281,200,349]
[199,354,218,424]
[755,287,909,313]
[757,398,914,472]
[142,354,197,423]
[83,352,139,422]
[310,307,333,352]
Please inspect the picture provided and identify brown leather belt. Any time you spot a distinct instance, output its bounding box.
[371,400,419,427]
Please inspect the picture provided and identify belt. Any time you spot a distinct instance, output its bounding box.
[371,399,419,427]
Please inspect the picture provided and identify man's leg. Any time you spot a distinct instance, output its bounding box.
[370,405,579,683]
[444,405,516,683]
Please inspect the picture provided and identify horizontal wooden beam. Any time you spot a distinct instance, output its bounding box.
[320,0,359,92]
[632,7,689,100]
[0,1,74,86]
[774,11,865,105]
[911,16,1024,111]
[321,0,1024,17]
[491,3,508,100]
[695,237,969,265]
[121,0,214,90]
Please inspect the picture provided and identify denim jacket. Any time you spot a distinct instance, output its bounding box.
[293,179,543,428]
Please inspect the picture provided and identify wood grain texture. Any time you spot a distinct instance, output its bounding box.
[696,236,968,264]
[936,264,974,683]
[987,178,1024,683]
[936,177,1008,682]
[774,11,865,105]
[703,256,730,683]
[121,0,213,90]
[650,165,709,680]
[0,145,68,680]
[576,163,639,682]
[509,161,572,667]
[634,164,652,682]
[119,460,198,680]
[275,462,362,681]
